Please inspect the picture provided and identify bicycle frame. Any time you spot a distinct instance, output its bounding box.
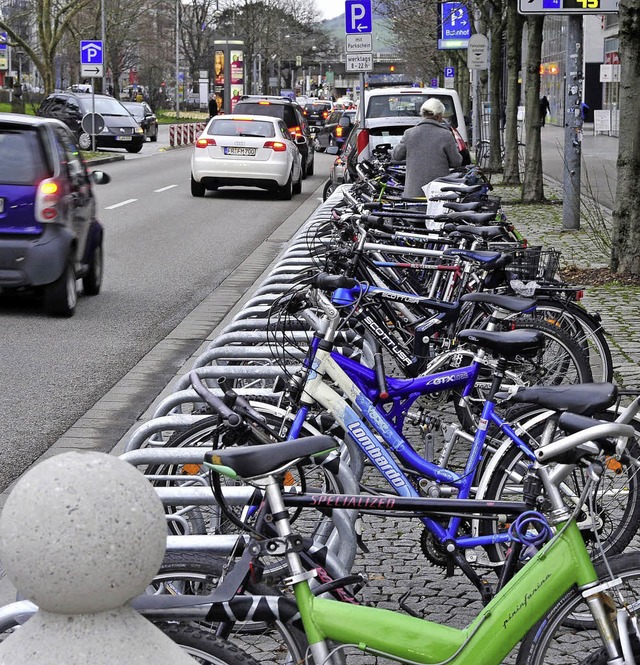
[286,341,534,550]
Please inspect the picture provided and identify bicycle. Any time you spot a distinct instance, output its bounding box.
[202,420,640,665]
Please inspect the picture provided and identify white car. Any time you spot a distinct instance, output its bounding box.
[190,114,304,199]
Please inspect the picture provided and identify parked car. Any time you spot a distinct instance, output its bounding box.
[353,87,469,163]
[190,114,303,200]
[0,113,110,316]
[38,92,145,153]
[122,101,159,142]
[232,96,315,178]
[314,109,357,152]
[303,101,332,128]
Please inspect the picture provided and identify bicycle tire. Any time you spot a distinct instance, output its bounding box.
[152,553,309,665]
[479,432,640,562]
[528,299,613,383]
[516,553,640,665]
[158,622,262,665]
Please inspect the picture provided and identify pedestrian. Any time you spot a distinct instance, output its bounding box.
[208,94,218,119]
[390,98,463,198]
[539,95,551,127]
[581,101,589,122]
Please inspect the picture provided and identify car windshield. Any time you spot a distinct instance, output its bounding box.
[122,103,143,117]
[210,118,276,138]
[86,97,131,116]
[233,103,286,122]
[366,93,457,124]
[0,127,51,185]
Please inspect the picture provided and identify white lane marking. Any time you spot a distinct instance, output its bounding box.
[154,185,178,193]
[105,198,137,210]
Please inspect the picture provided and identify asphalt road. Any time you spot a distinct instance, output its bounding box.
[0,137,333,492]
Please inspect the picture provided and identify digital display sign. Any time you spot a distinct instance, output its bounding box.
[519,0,618,13]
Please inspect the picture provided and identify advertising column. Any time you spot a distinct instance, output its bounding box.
[214,49,225,114]
[230,50,244,111]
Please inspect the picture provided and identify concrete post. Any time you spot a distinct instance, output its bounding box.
[0,451,196,664]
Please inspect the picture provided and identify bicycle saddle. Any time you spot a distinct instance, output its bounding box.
[457,328,544,359]
[503,383,618,416]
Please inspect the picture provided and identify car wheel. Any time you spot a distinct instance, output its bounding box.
[82,241,103,296]
[323,179,336,202]
[277,170,293,200]
[126,144,143,153]
[78,132,92,150]
[44,257,77,318]
[292,166,303,195]
[191,175,206,197]
[150,125,158,142]
[306,153,315,177]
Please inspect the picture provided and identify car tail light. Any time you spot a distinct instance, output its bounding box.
[258,101,271,105]
[196,137,216,148]
[35,178,61,223]
[356,128,369,156]
[336,126,343,138]
[264,141,287,152]
[289,125,302,138]
[322,111,329,119]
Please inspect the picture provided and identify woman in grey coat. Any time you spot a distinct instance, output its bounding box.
[391,98,463,198]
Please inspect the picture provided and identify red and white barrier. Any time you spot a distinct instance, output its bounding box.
[169,122,208,147]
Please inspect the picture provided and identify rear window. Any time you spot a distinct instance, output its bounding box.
[305,104,331,113]
[0,127,51,185]
[233,102,286,122]
[209,118,275,138]
[366,93,458,126]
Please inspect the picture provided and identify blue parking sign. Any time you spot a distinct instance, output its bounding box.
[345,0,372,34]
[444,67,455,78]
[80,40,103,65]
[441,3,471,41]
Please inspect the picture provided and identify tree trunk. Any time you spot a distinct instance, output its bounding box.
[503,0,525,186]
[521,15,545,203]
[611,0,640,274]
[488,3,504,173]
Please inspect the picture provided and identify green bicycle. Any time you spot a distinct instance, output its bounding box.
[206,422,640,665]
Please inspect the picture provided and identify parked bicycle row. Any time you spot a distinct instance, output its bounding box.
[2,167,639,664]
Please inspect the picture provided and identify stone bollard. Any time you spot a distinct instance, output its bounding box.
[0,451,196,664]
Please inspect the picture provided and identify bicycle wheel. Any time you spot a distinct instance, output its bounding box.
[150,553,309,665]
[516,553,640,665]
[479,433,640,562]
[159,623,262,665]
[529,299,613,383]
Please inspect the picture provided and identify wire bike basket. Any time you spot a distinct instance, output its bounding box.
[506,246,562,283]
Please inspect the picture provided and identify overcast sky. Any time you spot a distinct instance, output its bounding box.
[318,0,345,21]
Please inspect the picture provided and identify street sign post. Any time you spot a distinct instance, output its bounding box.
[518,0,618,12]
[345,0,372,33]
[345,53,374,72]
[438,2,471,49]
[80,40,104,78]
[467,33,489,70]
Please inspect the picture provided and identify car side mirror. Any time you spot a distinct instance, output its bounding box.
[338,116,352,128]
[91,171,111,185]
[326,146,340,155]
[294,135,306,145]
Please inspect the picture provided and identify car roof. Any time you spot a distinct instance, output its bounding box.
[365,87,457,96]
[0,112,67,131]
[237,96,298,106]
[209,114,280,123]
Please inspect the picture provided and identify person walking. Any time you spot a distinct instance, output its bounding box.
[208,95,218,119]
[539,95,551,127]
[391,98,463,198]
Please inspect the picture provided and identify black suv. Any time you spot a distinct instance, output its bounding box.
[232,96,314,178]
[38,92,145,153]
[0,113,110,316]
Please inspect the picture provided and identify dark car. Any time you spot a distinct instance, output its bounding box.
[121,101,158,142]
[303,102,332,128]
[314,109,357,152]
[38,92,145,153]
[232,96,315,178]
[0,113,110,316]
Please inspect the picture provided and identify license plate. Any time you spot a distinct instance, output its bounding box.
[0,198,3,213]
[116,136,132,141]
[224,147,256,156]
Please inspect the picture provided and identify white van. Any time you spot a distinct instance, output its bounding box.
[351,86,468,162]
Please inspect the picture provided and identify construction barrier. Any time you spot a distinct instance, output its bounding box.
[168,122,207,147]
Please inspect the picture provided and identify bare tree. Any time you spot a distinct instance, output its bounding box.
[503,0,525,185]
[0,0,93,93]
[521,15,545,203]
[610,0,640,274]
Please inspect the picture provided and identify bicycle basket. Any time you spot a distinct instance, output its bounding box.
[507,246,562,282]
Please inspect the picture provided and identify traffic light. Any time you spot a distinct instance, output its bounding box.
[389,65,395,72]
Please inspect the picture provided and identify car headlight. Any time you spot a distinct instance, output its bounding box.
[135,127,144,134]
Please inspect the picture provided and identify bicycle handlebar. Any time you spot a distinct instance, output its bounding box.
[189,371,243,429]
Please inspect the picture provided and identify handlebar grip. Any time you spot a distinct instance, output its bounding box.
[190,371,243,429]
[312,273,358,290]
[373,350,389,400]
[365,214,395,234]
